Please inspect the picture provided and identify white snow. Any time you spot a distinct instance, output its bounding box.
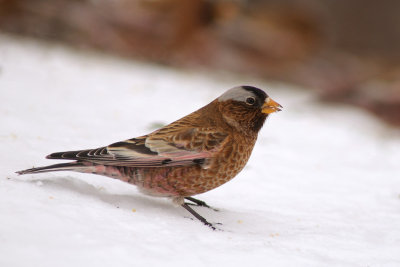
[1,34,400,267]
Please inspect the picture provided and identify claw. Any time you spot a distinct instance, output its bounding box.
[184,197,219,211]
[181,203,222,231]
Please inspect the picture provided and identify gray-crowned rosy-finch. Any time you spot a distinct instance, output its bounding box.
[17,85,282,229]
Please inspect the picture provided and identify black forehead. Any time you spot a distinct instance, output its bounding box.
[241,86,268,101]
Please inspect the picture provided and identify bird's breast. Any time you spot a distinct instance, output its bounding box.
[207,136,256,183]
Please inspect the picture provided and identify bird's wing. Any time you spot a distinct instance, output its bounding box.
[46,128,228,168]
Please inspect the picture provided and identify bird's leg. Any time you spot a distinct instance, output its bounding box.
[185,197,210,208]
[184,197,219,211]
[181,203,218,230]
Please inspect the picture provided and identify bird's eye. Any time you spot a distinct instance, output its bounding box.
[245,97,256,105]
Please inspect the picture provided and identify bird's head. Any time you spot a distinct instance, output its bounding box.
[217,86,282,133]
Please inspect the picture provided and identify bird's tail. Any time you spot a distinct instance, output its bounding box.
[16,162,87,175]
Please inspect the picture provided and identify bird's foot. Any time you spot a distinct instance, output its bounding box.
[203,221,223,231]
[184,197,219,211]
[182,203,222,231]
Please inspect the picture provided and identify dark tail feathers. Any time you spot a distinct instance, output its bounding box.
[16,162,85,175]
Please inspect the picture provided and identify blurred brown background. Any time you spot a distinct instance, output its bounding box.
[1,0,399,126]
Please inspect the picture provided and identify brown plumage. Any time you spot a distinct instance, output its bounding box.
[17,85,282,229]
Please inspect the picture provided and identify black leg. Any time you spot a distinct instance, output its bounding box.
[184,197,218,211]
[184,196,210,207]
[181,203,218,230]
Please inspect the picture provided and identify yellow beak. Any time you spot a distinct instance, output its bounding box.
[262,97,282,114]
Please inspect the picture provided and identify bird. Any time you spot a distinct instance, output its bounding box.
[17,85,282,229]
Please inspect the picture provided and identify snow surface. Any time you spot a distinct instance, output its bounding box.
[1,34,400,267]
